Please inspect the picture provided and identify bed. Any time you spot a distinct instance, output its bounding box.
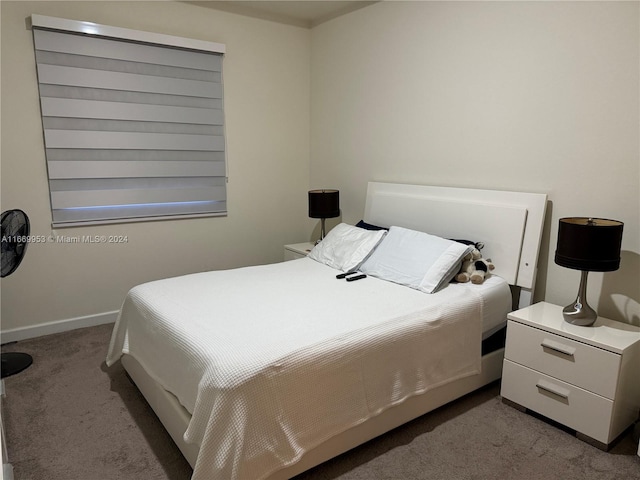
[106,182,547,480]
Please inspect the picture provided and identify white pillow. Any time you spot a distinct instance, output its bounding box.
[359,226,473,293]
[308,223,386,272]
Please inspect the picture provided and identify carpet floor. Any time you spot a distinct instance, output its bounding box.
[2,324,639,480]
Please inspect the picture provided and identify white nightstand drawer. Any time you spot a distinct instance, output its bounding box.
[502,360,615,444]
[505,320,620,399]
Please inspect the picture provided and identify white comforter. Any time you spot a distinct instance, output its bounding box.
[106,258,486,480]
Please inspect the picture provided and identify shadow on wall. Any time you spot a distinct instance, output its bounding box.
[533,200,554,304]
[598,250,640,326]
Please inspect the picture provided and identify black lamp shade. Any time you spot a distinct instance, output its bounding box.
[308,189,340,219]
[555,217,623,272]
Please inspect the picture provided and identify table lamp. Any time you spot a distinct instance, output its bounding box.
[554,217,623,326]
[308,189,340,241]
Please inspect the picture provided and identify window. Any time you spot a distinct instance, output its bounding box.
[31,15,226,227]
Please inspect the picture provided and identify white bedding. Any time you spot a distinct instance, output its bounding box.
[106,257,510,480]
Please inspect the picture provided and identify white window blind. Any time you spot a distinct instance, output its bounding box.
[31,15,226,227]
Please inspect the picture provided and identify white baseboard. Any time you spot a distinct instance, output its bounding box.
[0,310,118,344]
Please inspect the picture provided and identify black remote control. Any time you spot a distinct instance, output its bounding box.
[336,271,357,279]
[346,274,367,282]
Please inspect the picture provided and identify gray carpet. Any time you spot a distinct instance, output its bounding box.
[2,324,639,480]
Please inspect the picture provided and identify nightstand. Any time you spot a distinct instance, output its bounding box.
[501,302,640,450]
[284,242,315,261]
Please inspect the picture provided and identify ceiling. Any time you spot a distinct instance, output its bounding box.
[186,1,377,28]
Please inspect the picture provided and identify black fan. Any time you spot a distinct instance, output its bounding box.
[1,209,33,378]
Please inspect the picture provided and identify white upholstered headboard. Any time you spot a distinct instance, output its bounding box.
[364,182,547,305]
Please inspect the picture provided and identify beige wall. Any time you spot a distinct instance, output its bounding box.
[1,1,311,334]
[311,1,640,324]
[2,1,639,337]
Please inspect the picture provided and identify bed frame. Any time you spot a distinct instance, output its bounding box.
[121,182,548,479]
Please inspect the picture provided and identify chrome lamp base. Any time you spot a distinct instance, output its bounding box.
[315,218,328,245]
[562,270,597,326]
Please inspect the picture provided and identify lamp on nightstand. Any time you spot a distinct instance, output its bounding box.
[554,217,623,326]
[308,189,340,241]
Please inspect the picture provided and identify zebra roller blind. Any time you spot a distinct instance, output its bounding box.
[32,17,226,227]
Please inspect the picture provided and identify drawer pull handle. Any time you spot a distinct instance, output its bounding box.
[541,339,576,357]
[536,380,570,399]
